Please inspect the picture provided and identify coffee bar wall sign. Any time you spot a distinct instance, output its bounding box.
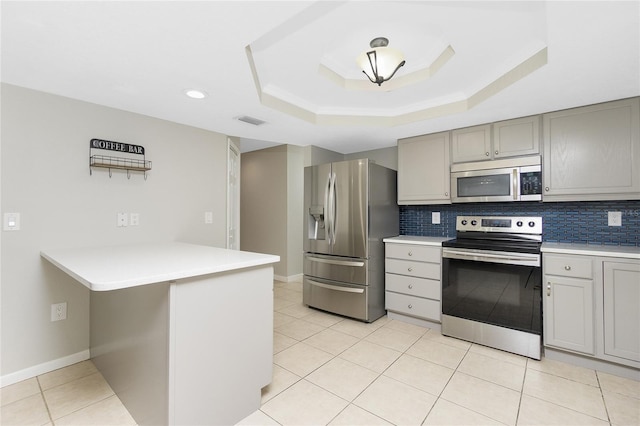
[89,138,152,179]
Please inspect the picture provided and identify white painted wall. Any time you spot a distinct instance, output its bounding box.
[0,84,228,382]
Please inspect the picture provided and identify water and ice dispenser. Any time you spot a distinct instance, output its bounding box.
[308,205,325,240]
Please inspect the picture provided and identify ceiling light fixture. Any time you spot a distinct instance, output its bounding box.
[184,89,207,99]
[356,37,405,86]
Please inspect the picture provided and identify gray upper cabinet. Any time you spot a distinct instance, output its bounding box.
[542,97,640,201]
[492,115,540,159]
[397,132,451,205]
[451,117,540,163]
[450,124,492,163]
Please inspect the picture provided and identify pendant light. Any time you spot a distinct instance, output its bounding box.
[356,37,405,86]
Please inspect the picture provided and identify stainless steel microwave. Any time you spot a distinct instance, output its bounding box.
[450,156,542,203]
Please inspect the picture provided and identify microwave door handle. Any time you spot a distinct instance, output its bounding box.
[513,169,518,201]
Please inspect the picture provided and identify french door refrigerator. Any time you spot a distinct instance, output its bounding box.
[303,159,398,322]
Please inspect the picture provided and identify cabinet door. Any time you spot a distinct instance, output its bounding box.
[397,132,451,204]
[603,261,640,362]
[544,275,595,355]
[543,98,640,201]
[493,116,540,159]
[451,124,492,163]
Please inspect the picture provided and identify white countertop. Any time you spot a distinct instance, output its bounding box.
[541,242,640,260]
[41,242,280,291]
[383,235,450,246]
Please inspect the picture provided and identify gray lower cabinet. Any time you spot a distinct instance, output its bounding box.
[543,254,595,355]
[543,252,640,370]
[385,243,442,324]
[603,261,640,363]
[542,97,640,201]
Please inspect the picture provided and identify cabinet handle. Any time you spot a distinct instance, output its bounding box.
[408,267,413,272]
[408,284,413,289]
[495,150,499,155]
[545,187,550,192]
[408,251,413,256]
[485,152,490,156]
[445,192,449,196]
[408,304,413,309]
[547,283,551,296]
[564,265,571,271]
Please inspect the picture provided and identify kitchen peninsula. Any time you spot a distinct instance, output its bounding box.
[41,242,279,426]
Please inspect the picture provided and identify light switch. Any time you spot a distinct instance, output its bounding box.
[4,212,21,231]
[432,212,441,225]
[205,212,213,224]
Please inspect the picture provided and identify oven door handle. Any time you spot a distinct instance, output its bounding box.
[443,249,540,266]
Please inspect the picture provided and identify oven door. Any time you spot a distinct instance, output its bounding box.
[442,248,542,335]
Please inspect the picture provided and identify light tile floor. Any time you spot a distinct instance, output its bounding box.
[2,280,639,425]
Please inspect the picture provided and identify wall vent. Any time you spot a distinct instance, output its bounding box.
[235,115,266,126]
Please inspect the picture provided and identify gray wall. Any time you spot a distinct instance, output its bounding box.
[240,145,288,277]
[241,144,397,281]
[1,84,229,381]
[345,146,398,171]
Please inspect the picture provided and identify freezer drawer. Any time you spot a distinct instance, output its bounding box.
[303,277,368,321]
[304,253,368,285]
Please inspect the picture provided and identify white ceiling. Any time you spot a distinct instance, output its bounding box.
[2,1,639,154]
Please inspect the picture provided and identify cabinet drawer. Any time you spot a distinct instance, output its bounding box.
[385,273,440,300]
[544,254,593,279]
[385,258,440,280]
[385,291,440,322]
[386,243,441,263]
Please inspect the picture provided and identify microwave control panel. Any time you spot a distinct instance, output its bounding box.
[520,171,542,195]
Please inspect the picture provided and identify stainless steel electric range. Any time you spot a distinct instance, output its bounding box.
[441,215,543,359]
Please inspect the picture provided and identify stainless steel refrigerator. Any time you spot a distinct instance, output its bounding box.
[303,159,398,322]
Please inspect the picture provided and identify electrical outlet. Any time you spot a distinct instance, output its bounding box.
[432,212,441,225]
[130,213,140,226]
[608,211,622,226]
[51,302,67,321]
[117,212,128,227]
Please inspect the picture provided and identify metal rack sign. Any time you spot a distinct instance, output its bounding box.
[90,138,145,155]
[89,138,152,179]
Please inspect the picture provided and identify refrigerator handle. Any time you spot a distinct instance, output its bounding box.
[324,172,332,245]
[330,172,337,245]
[307,279,365,294]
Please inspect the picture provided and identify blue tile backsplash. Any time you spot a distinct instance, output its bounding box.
[399,200,640,246]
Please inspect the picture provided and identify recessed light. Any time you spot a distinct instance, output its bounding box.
[184,89,207,99]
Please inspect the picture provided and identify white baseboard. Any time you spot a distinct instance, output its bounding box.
[1,350,90,388]
[274,273,303,283]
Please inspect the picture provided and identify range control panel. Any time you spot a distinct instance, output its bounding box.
[456,216,542,235]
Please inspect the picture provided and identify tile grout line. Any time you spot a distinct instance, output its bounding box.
[35,375,55,426]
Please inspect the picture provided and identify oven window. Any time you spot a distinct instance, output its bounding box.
[457,174,511,197]
[442,257,542,335]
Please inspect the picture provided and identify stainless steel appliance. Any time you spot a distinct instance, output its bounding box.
[303,159,398,322]
[441,215,543,359]
[450,155,542,203]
